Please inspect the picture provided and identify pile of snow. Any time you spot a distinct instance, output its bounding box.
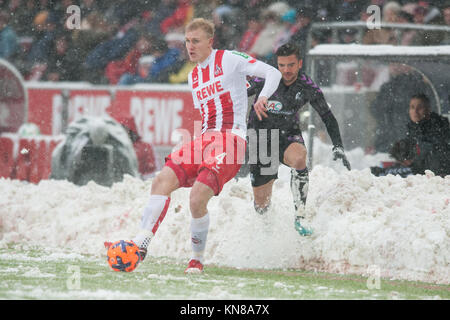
[0,143,448,285]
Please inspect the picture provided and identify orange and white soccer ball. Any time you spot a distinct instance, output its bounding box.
[106,240,141,272]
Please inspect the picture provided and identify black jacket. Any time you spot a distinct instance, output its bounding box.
[406,112,450,176]
[370,72,435,153]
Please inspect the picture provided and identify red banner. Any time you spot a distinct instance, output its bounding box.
[1,83,202,183]
[25,84,200,147]
[0,133,64,181]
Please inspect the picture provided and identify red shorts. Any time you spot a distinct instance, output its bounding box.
[165,131,246,195]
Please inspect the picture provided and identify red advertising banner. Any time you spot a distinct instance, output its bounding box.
[0,133,64,181]
[0,83,202,184]
[25,83,200,147]
[110,88,201,146]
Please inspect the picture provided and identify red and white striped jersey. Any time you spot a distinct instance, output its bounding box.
[188,49,281,139]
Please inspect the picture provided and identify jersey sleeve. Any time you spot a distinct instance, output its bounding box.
[299,73,344,148]
[227,51,281,99]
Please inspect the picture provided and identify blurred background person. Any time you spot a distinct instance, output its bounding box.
[369,63,435,153]
[405,93,450,177]
[0,9,18,61]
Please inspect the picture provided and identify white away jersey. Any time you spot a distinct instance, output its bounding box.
[188,49,281,139]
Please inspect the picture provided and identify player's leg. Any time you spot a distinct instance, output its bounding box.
[252,179,275,214]
[185,131,245,273]
[283,141,312,236]
[185,176,215,273]
[132,166,180,259]
[249,128,278,214]
[283,142,308,210]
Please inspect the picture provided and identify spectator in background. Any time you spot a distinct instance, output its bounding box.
[412,1,429,24]
[192,0,218,20]
[28,10,58,61]
[409,1,445,45]
[238,10,262,54]
[145,0,177,37]
[167,32,195,84]
[212,4,240,50]
[249,2,289,62]
[0,9,18,60]
[26,10,59,80]
[71,9,113,73]
[103,0,140,27]
[160,0,194,35]
[105,32,153,85]
[79,0,101,17]
[288,6,313,61]
[369,64,435,153]
[44,32,81,81]
[5,0,450,85]
[118,36,181,84]
[371,99,450,179]
[83,17,140,83]
[335,0,366,22]
[168,58,195,84]
[441,1,450,44]
[273,8,297,51]
[7,0,39,38]
[363,1,401,45]
[397,8,417,45]
[405,93,450,176]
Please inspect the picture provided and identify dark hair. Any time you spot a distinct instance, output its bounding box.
[275,42,301,60]
[410,93,431,109]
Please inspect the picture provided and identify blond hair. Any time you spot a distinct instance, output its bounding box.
[185,18,215,39]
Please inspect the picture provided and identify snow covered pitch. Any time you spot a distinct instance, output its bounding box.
[0,142,448,299]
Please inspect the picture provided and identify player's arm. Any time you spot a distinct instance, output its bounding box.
[307,83,351,170]
[249,62,281,121]
[232,51,281,120]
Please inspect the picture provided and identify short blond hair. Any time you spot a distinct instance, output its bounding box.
[185,18,215,39]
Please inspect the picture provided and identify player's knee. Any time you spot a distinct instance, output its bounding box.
[151,167,178,195]
[289,154,307,170]
[284,145,307,169]
[190,178,215,216]
[189,191,209,216]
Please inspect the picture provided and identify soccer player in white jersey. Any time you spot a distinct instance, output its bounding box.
[125,18,281,273]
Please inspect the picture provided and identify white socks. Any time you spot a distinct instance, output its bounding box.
[133,195,170,249]
[132,195,211,265]
[190,213,210,263]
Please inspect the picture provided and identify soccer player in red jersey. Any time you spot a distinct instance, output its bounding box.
[129,18,281,273]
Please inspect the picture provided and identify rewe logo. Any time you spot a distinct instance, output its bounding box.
[195,80,224,101]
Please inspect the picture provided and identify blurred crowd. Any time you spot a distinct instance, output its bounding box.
[0,0,449,85]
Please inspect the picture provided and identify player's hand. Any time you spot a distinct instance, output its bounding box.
[332,146,351,170]
[253,96,268,121]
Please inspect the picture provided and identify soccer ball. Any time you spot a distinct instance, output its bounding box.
[107,240,141,272]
